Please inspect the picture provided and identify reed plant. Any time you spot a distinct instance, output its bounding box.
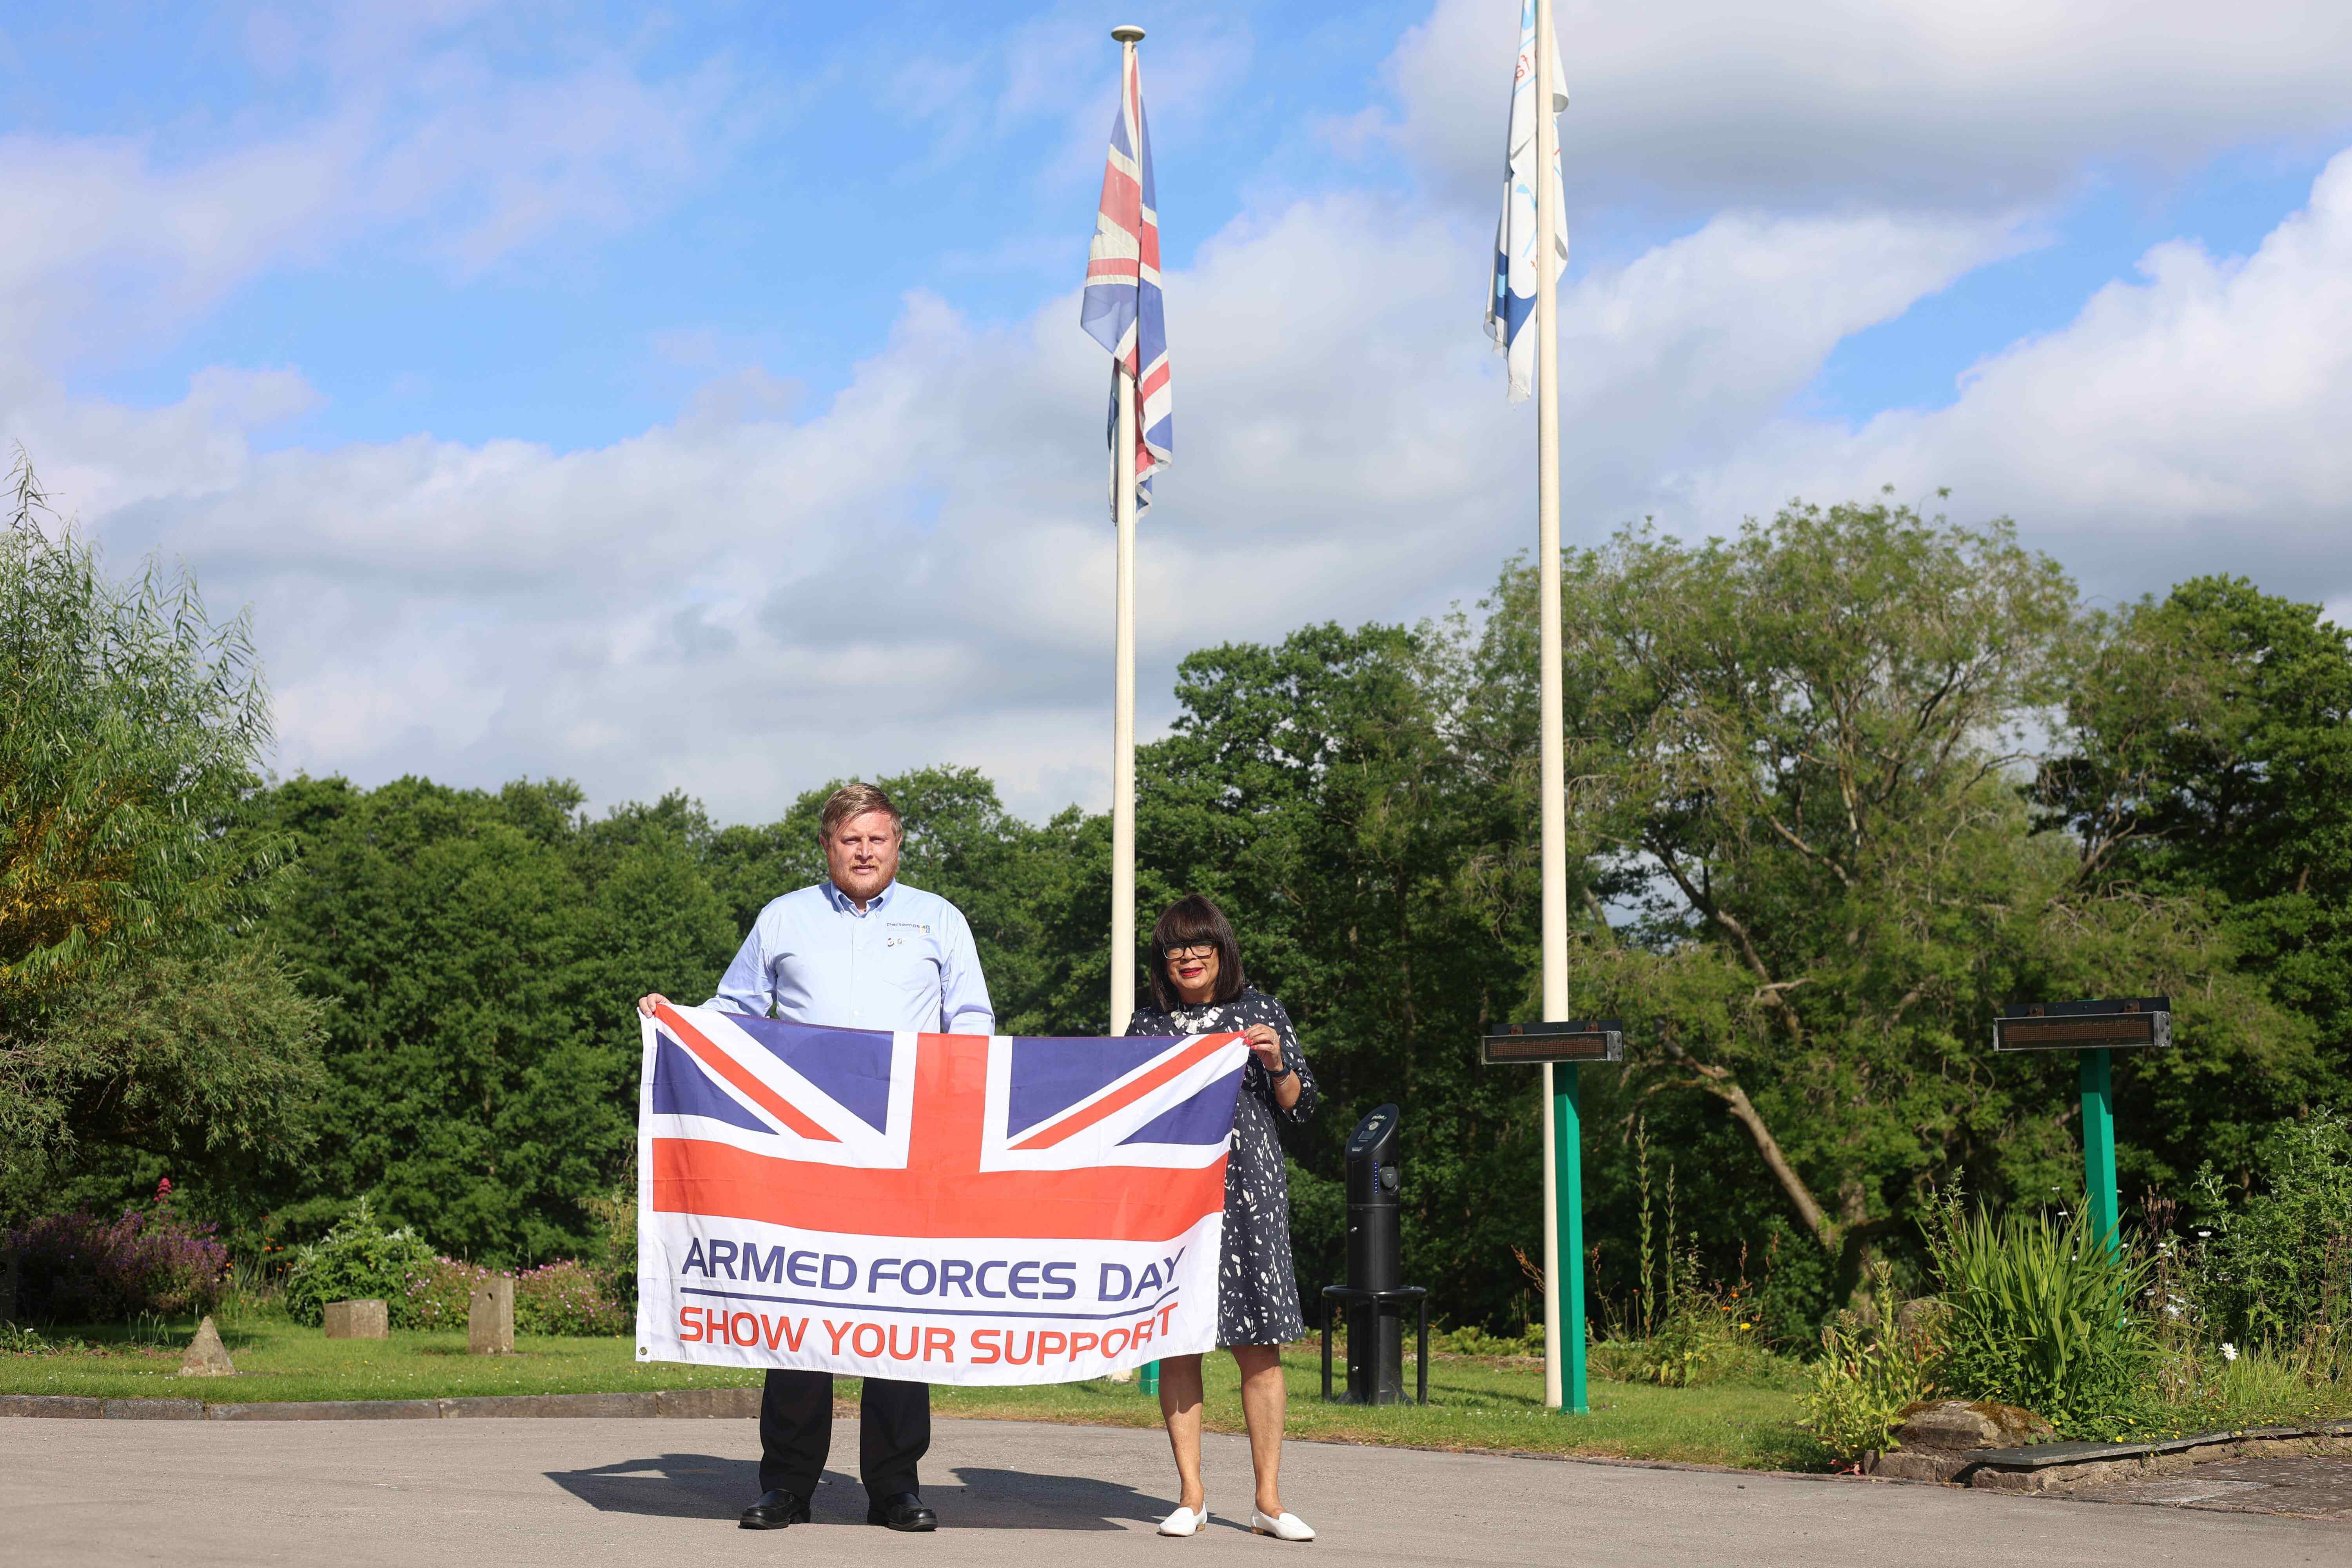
[1926,1194,2154,1438]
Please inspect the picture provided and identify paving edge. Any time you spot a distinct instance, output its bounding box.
[0,1388,764,1421]
[1858,1419,2352,1494]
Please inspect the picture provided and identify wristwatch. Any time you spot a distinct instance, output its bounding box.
[1264,1061,1293,1081]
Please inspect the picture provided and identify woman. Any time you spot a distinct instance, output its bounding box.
[1125,893,1318,1542]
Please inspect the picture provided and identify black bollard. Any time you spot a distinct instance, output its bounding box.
[1343,1103,1404,1404]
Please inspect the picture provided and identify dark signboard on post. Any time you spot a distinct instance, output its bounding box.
[1992,997,2172,1053]
[1994,995,2175,1256]
[1481,1020,1625,1065]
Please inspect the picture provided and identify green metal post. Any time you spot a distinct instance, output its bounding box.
[1552,1064,1587,1414]
[2079,1046,2119,1253]
[1138,1359,1160,1397]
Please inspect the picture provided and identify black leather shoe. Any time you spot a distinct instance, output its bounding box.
[739,1489,811,1529]
[867,1492,938,1532]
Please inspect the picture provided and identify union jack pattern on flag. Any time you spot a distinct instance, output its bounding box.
[635,1002,1248,1383]
[1081,47,1172,513]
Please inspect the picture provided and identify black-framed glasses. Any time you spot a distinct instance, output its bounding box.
[1165,943,1219,962]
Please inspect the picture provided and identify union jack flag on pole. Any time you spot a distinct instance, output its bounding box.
[635,1003,1247,1382]
[1081,39,1172,512]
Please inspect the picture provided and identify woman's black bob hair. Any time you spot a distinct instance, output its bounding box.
[1147,893,1247,1013]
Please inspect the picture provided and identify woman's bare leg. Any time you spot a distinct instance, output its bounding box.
[1230,1343,1288,1516]
[1158,1353,1208,1512]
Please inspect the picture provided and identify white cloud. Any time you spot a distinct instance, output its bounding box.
[1672,147,2352,609]
[23,189,2011,822]
[1385,0,2352,212]
[14,1,2350,831]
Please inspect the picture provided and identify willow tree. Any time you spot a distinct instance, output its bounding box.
[0,450,322,1200]
[1467,501,2296,1283]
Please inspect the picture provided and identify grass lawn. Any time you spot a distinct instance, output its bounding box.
[3,1319,1823,1470]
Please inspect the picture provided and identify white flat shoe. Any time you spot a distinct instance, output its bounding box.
[1158,1504,1208,1537]
[1252,1509,1316,1541]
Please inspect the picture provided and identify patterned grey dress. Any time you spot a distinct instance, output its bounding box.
[1125,987,1319,1347]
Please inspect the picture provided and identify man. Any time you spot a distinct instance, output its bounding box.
[639,780,994,1534]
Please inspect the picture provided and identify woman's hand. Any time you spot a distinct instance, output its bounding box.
[638,993,670,1017]
[1243,1024,1284,1071]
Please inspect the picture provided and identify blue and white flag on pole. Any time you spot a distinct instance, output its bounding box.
[1485,0,1568,403]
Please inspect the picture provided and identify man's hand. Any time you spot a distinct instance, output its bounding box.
[1243,1023,1284,1071]
[638,993,671,1018]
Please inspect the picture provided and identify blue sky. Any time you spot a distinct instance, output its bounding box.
[5,2,2351,821]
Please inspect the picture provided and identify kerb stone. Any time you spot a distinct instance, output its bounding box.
[0,1394,102,1418]
[207,1400,444,1421]
[438,1393,655,1418]
[101,1399,205,1419]
[653,1386,760,1419]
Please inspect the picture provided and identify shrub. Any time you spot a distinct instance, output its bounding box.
[516,1259,629,1336]
[2194,1114,2352,1349]
[1430,1322,1541,1357]
[1797,1263,1936,1465]
[279,1200,439,1328]
[1628,1286,1782,1389]
[399,1256,491,1331]
[4,1199,228,1322]
[397,1255,628,1336]
[583,1181,636,1314]
[1928,1196,2155,1438]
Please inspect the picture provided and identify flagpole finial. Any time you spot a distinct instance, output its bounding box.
[1111,24,1145,43]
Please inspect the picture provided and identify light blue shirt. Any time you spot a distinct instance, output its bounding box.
[703,879,996,1034]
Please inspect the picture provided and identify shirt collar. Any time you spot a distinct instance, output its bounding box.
[824,878,896,915]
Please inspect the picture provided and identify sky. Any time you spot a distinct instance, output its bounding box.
[5,1,2350,825]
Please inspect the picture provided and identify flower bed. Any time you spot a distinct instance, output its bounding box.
[4,1200,228,1323]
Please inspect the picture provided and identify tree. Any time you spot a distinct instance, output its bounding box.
[251,775,736,1260]
[1476,502,2299,1286]
[0,449,323,1207]
[1136,622,1548,1327]
[2043,576,2352,1125]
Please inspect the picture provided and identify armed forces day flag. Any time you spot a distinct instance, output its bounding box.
[636,1002,1249,1383]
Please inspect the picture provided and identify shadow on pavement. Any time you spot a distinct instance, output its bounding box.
[545,1453,759,1520]
[544,1455,1194,1532]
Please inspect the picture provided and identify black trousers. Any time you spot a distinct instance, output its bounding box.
[758,1369,929,1502]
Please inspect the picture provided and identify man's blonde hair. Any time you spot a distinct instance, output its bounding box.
[818,781,903,843]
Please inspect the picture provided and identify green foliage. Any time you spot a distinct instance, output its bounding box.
[2193,1114,2352,1348]
[4,1196,230,1323]
[1927,1196,2156,1437]
[279,1201,439,1328]
[397,1256,488,1330]
[28,454,2344,1356]
[249,775,737,1261]
[1430,1321,1541,1357]
[1798,1265,1937,1464]
[4,952,327,1198]
[1491,502,2297,1289]
[584,1181,637,1314]
[512,1259,630,1336]
[2045,577,2352,1113]
[0,450,322,1199]
[397,1255,628,1336]
[1138,621,1547,1329]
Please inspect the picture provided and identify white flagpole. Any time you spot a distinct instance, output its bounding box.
[1532,0,1569,1415]
[1108,24,1145,1035]
[1111,365,1139,1033]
